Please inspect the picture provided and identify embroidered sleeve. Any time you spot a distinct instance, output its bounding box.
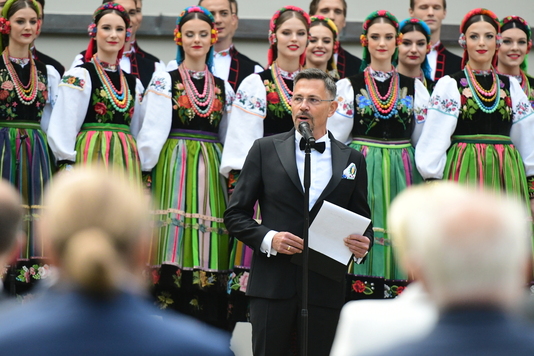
[415,76,459,180]
[218,80,236,144]
[129,78,146,138]
[136,71,173,172]
[327,78,355,144]
[47,66,92,163]
[220,73,266,177]
[509,77,534,177]
[411,78,430,145]
[40,65,60,132]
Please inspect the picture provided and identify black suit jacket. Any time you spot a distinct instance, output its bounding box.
[337,45,362,79]
[224,129,373,309]
[434,43,462,81]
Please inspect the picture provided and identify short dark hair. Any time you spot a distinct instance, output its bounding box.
[309,0,347,18]
[409,0,447,10]
[294,68,337,99]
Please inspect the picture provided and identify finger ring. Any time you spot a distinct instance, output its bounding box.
[287,246,291,251]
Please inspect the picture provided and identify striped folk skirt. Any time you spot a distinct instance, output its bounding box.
[349,138,422,282]
[75,123,141,182]
[0,121,52,259]
[444,135,528,202]
[150,129,230,272]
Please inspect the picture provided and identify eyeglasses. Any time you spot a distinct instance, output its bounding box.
[291,96,334,106]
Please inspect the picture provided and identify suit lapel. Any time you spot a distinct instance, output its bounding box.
[315,133,350,204]
[274,129,303,194]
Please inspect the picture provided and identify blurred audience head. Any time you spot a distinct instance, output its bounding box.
[0,180,22,267]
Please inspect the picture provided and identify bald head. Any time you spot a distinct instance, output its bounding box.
[0,180,22,255]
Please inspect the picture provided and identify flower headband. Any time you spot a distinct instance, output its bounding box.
[359,10,400,72]
[458,8,501,69]
[174,6,217,71]
[310,15,339,78]
[398,17,432,80]
[0,0,41,52]
[87,3,132,42]
[267,5,311,66]
[501,15,532,72]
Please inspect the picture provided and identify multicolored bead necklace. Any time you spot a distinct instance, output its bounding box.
[92,55,131,113]
[519,70,531,98]
[179,64,216,118]
[271,62,297,115]
[464,64,500,114]
[3,48,38,106]
[364,66,399,119]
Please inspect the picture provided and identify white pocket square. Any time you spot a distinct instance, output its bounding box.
[342,163,356,180]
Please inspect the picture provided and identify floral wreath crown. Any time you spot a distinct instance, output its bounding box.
[268,5,311,45]
[310,15,339,52]
[0,0,41,36]
[399,17,432,53]
[458,8,502,49]
[87,3,132,42]
[360,10,402,47]
[501,15,532,50]
[173,6,218,46]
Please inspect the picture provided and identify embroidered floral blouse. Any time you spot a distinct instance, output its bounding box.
[136,69,235,172]
[0,56,60,128]
[220,67,298,177]
[415,72,534,180]
[47,64,144,163]
[327,68,429,145]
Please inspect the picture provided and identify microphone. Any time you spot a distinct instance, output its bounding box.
[298,122,315,146]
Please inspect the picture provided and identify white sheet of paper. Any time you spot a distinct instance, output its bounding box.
[309,201,371,264]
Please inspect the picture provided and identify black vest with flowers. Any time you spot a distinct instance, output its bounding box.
[0,58,48,122]
[452,72,513,136]
[78,62,136,126]
[169,70,226,133]
[348,73,416,140]
[259,70,294,136]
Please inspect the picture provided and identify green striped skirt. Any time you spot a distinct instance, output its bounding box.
[349,138,422,280]
[75,123,141,182]
[0,121,52,258]
[150,129,229,272]
[444,134,528,202]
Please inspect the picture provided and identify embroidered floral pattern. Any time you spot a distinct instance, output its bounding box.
[514,101,532,120]
[193,270,216,288]
[355,87,414,134]
[16,264,50,283]
[264,79,287,119]
[157,292,174,309]
[148,76,170,94]
[528,176,534,199]
[61,75,85,89]
[0,68,47,120]
[458,76,511,121]
[173,81,224,125]
[227,271,249,293]
[351,279,374,295]
[385,284,406,298]
[429,95,459,115]
[91,86,133,124]
[235,87,266,115]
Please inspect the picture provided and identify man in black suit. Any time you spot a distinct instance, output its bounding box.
[309,0,362,78]
[373,183,534,356]
[0,180,23,301]
[409,0,462,80]
[224,68,373,356]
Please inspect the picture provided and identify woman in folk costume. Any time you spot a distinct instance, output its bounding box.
[0,0,59,273]
[47,2,144,182]
[415,9,534,214]
[327,10,429,297]
[497,16,534,107]
[305,15,339,79]
[397,17,434,92]
[137,6,234,328]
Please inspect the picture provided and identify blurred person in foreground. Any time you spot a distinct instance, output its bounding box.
[371,182,534,356]
[0,167,233,356]
[0,180,23,300]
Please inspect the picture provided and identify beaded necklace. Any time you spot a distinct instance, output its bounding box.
[464,64,500,114]
[364,66,399,119]
[271,62,297,115]
[178,64,216,118]
[519,70,531,98]
[2,48,38,106]
[91,55,131,113]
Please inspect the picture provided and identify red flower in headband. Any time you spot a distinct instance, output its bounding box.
[0,18,10,35]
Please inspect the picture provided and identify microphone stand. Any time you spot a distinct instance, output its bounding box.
[301,138,312,356]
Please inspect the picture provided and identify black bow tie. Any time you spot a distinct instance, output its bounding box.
[299,138,325,153]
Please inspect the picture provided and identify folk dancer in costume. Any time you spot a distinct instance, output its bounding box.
[69,0,162,89]
[328,10,429,296]
[168,0,263,93]
[497,16,534,108]
[137,6,234,328]
[397,17,434,92]
[305,15,339,79]
[415,9,534,215]
[409,0,461,80]
[0,0,59,290]
[309,0,362,78]
[47,2,144,182]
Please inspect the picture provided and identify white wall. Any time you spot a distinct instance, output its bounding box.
[38,0,534,72]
